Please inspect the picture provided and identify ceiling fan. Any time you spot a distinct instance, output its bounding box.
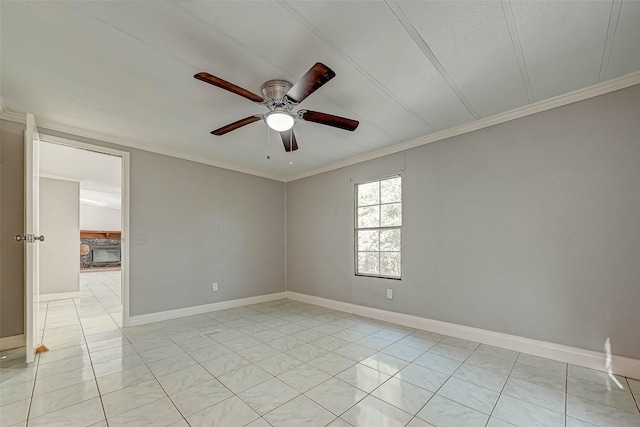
[194,63,359,152]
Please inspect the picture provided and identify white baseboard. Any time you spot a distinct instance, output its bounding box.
[285,291,640,380]
[0,334,25,351]
[127,292,287,326]
[39,292,82,302]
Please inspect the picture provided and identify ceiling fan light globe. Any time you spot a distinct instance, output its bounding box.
[265,112,295,132]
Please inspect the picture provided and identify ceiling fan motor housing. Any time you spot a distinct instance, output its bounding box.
[261,80,293,106]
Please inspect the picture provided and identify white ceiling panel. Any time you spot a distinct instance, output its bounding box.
[1,4,234,138]
[398,1,530,118]
[40,142,122,209]
[178,1,433,139]
[70,0,432,171]
[286,1,476,131]
[62,2,283,100]
[511,1,612,101]
[606,1,640,80]
[40,141,121,196]
[2,1,638,179]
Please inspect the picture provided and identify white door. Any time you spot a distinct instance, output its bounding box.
[23,113,42,363]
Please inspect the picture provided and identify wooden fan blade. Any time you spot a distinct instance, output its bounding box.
[285,63,336,103]
[195,72,264,103]
[280,129,299,152]
[300,110,359,131]
[212,116,261,135]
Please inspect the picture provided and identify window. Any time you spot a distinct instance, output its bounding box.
[355,175,402,279]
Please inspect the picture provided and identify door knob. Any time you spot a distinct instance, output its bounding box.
[15,235,25,242]
[34,235,45,241]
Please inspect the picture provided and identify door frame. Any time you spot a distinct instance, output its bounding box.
[24,114,41,363]
[39,134,132,327]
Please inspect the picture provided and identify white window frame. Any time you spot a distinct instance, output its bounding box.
[354,175,402,280]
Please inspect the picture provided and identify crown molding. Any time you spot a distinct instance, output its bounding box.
[0,100,287,183]
[0,95,27,123]
[284,70,640,182]
[4,71,640,184]
[35,119,288,182]
[0,110,26,123]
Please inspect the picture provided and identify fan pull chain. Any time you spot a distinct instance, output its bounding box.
[289,131,294,165]
[266,126,271,160]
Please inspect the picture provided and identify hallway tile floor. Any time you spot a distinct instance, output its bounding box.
[1,272,639,426]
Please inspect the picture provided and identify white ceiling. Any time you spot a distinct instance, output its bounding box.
[2,1,639,180]
[40,141,122,209]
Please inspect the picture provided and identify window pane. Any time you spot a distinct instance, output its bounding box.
[381,177,401,203]
[355,176,402,279]
[358,252,379,275]
[380,229,401,251]
[381,203,401,227]
[358,205,380,228]
[358,181,379,206]
[358,230,379,252]
[380,252,401,277]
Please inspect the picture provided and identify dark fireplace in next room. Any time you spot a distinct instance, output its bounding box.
[80,230,121,270]
[91,245,121,266]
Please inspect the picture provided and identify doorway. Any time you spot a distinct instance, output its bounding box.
[38,135,130,330]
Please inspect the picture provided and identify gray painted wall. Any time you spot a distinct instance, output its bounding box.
[286,85,640,359]
[0,119,26,338]
[39,178,80,296]
[80,204,121,231]
[0,126,286,335]
[2,85,638,357]
[128,149,285,316]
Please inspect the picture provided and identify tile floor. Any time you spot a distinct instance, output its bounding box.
[1,272,639,427]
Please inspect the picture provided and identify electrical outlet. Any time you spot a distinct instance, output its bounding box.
[387,288,393,299]
[212,282,218,292]
[136,234,145,245]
